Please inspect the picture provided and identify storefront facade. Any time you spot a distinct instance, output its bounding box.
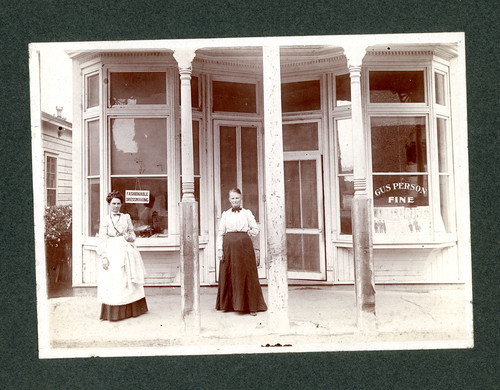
[68,36,470,289]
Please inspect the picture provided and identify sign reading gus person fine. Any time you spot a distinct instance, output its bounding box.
[125,190,150,204]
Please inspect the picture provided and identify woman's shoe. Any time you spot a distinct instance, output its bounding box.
[249,312,257,316]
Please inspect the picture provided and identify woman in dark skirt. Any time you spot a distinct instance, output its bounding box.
[97,191,148,321]
[216,188,267,315]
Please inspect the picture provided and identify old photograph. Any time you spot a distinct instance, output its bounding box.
[30,33,473,358]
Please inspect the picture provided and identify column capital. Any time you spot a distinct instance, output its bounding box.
[173,48,197,71]
[343,46,367,69]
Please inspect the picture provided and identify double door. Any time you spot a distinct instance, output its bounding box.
[214,120,326,280]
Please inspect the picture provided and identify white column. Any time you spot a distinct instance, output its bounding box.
[344,46,376,331]
[173,49,200,335]
[262,45,289,332]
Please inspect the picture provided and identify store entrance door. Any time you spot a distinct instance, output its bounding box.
[284,154,326,280]
[214,121,266,279]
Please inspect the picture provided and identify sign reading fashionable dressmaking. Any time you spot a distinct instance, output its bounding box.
[125,190,150,204]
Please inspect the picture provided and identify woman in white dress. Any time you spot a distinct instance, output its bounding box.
[216,188,267,316]
[97,191,148,321]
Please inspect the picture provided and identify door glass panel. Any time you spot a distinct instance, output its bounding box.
[286,234,320,272]
[283,122,318,151]
[241,127,259,220]
[369,71,425,103]
[110,72,166,105]
[303,235,320,271]
[219,126,237,210]
[287,234,302,270]
[212,81,256,113]
[371,116,427,173]
[284,161,301,228]
[335,74,351,106]
[281,80,321,112]
[110,118,167,175]
[301,160,318,228]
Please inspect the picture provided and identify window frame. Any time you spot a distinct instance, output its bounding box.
[364,64,456,243]
[107,114,172,242]
[45,153,58,206]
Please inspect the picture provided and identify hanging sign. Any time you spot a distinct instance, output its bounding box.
[125,190,150,204]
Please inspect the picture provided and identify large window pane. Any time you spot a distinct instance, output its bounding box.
[281,80,321,112]
[219,126,237,210]
[88,120,99,176]
[241,127,259,220]
[283,122,318,152]
[110,72,166,105]
[337,118,353,174]
[335,74,351,106]
[110,118,167,175]
[89,178,100,236]
[111,177,168,237]
[369,71,425,103]
[371,117,427,173]
[87,74,99,109]
[212,81,256,113]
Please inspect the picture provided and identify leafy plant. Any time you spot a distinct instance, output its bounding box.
[44,205,72,248]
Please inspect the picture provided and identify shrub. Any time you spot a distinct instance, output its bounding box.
[44,205,72,248]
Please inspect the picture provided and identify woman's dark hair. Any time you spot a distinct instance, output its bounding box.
[229,188,241,196]
[106,190,124,204]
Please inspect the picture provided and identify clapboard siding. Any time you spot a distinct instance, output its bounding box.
[41,116,72,206]
[334,244,460,284]
[81,247,205,286]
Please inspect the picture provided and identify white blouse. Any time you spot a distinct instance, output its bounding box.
[216,208,259,251]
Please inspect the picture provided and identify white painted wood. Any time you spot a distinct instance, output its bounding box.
[263,45,289,331]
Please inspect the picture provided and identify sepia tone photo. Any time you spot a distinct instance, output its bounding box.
[30,33,473,358]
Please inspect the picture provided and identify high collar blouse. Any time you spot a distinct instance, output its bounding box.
[216,208,259,251]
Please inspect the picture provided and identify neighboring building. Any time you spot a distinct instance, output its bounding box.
[67,35,470,291]
[41,109,72,206]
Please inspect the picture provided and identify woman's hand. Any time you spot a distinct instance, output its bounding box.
[124,232,134,242]
[217,249,224,261]
[101,257,109,270]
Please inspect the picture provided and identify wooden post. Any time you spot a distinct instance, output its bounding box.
[173,49,200,335]
[262,45,289,332]
[344,47,376,331]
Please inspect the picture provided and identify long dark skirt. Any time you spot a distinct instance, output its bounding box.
[100,297,148,321]
[216,232,267,313]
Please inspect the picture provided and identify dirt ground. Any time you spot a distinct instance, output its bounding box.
[40,284,473,357]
